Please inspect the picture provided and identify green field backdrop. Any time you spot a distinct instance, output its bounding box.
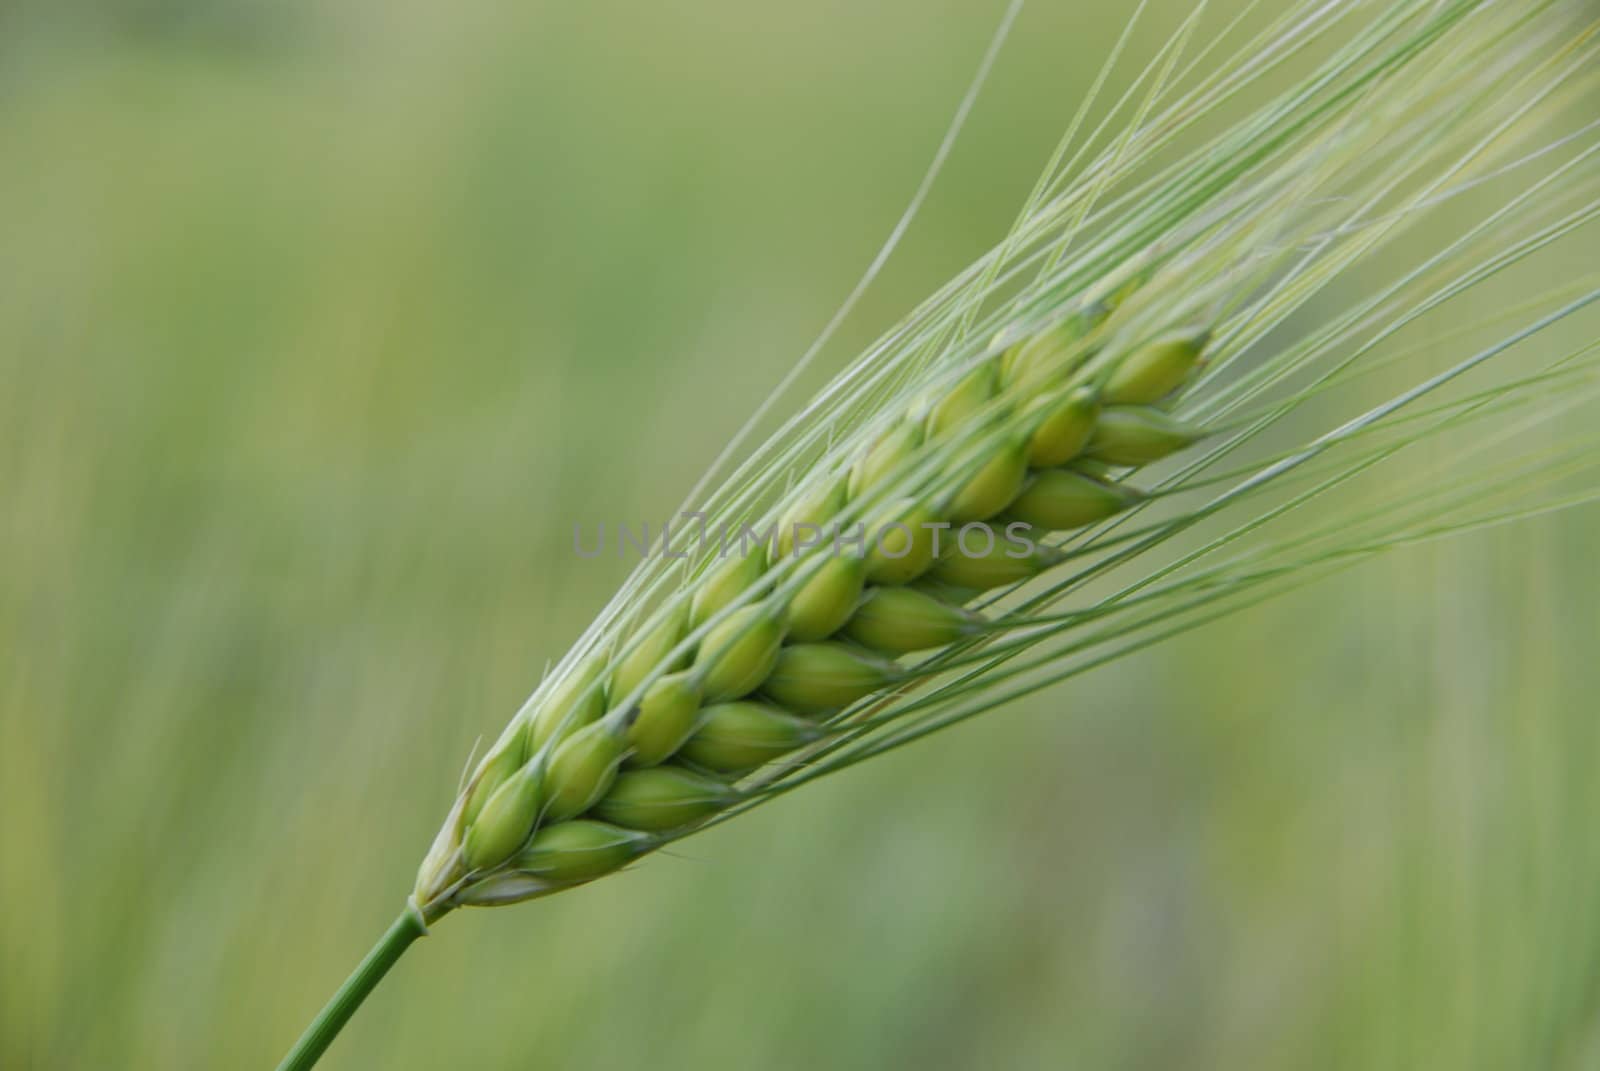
[4,2,1600,1068]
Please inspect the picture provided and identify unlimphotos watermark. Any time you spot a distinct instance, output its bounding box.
[573,514,1039,562]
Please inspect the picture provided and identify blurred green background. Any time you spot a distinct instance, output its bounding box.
[5,2,1600,1068]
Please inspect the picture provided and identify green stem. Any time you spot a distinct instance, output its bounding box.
[274,905,428,1071]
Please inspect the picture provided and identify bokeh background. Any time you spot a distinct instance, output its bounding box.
[5,2,1600,1068]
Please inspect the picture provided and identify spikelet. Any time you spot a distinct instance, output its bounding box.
[512,821,654,885]
[543,721,629,822]
[624,672,704,768]
[593,767,738,831]
[843,586,984,654]
[677,702,826,774]
[784,554,867,641]
[760,642,901,716]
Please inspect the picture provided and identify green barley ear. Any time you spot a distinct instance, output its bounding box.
[1083,406,1205,466]
[677,701,825,774]
[593,767,738,832]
